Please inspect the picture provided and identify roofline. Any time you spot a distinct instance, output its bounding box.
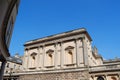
[24,28,92,46]
[6,57,22,65]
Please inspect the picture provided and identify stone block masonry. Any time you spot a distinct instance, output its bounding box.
[19,71,89,80]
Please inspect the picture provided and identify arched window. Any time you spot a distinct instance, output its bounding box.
[46,49,54,66]
[30,52,37,68]
[65,46,74,65]
[97,76,104,80]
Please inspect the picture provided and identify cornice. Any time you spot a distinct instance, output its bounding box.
[24,34,85,50]
[24,28,92,47]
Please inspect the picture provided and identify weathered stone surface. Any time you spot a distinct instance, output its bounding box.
[19,71,88,80]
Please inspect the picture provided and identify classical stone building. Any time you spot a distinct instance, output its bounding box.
[3,28,120,80]
[17,28,119,80]
[3,54,22,80]
[22,28,94,80]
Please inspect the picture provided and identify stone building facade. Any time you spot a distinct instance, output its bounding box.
[4,28,120,80]
[2,54,22,80]
[23,28,102,70]
[21,28,93,80]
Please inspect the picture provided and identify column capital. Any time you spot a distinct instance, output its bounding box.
[25,48,29,51]
[80,37,85,40]
[40,44,45,47]
[91,75,95,77]
[54,43,58,46]
[74,37,78,40]
[37,47,40,50]
[118,73,120,76]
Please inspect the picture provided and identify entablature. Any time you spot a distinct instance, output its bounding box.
[25,34,85,50]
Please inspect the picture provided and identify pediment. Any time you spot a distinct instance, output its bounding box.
[65,46,74,50]
[30,52,37,56]
[46,49,54,53]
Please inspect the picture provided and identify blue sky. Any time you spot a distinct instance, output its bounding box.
[10,0,120,59]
